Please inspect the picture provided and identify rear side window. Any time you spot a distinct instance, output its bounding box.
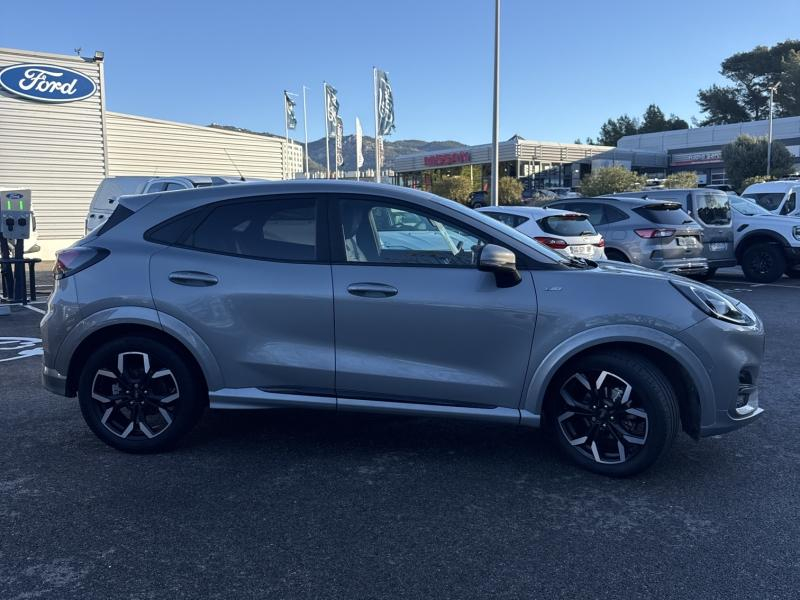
[633,204,693,225]
[484,211,529,228]
[743,192,784,211]
[146,210,209,245]
[92,205,134,238]
[537,215,597,236]
[563,202,606,226]
[186,198,318,261]
[694,192,731,226]
[604,205,629,224]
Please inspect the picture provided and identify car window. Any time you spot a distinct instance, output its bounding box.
[483,211,528,228]
[145,182,168,193]
[694,191,731,226]
[164,182,187,191]
[730,197,771,216]
[185,197,318,261]
[338,198,487,266]
[146,210,211,245]
[743,192,785,211]
[781,192,796,215]
[604,205,629,224]
[565,202,606,226]
[537,215,597,236]
[633,204,694,225]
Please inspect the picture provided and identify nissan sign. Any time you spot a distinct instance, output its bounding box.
[0,63,97,103]
[424,151,472,167]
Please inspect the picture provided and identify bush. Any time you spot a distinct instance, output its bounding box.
[663,171,698,188]
[431,175,472,204]
[722,135,794,193]
[497,176,524,205]
[740,175,774,192]
[579,166,647,197]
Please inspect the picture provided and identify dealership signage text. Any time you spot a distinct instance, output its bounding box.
[424,151,472,167]
[0,63,97,103]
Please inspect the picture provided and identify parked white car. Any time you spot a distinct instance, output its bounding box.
[478,205,606,260]
[741,180,800,216]
[730,195,800,281]
[85,175,250,234]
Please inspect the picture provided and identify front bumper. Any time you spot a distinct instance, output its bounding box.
[42,366,68,396]
[678,312,766,437]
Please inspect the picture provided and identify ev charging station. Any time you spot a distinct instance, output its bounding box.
[0,188,39,307]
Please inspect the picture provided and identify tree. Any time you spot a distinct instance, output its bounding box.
[579,166,647,197]
[721,135,794,192]
[431,176,472,204]
[663,171,699,188]
[597,115,639,146]
[595,105,688,146]
[497,176,524,205]
[697,40,800,125]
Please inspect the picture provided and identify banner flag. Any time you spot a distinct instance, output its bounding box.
[376,69,395,136]
[284,91,297,130]
[355,117,364,169]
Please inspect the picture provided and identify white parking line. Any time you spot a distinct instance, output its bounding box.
[710,279,800,290]
[23,304,45,315]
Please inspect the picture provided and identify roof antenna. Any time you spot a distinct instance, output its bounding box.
[224,149,246,181]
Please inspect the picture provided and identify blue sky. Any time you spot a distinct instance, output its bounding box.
[3,0,798,145]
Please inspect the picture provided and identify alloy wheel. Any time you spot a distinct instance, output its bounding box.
[556,370,648,464]
[90,351,180,439]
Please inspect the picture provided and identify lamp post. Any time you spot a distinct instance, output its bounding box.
[490,0,500,206]
[767,82,781,177]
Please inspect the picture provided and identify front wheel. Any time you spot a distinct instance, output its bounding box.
[741,243,785,283]
[77,335,205,452]
[547,352,679,477]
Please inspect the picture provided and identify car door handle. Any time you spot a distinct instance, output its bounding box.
[346,283,398,298]
[168,271,219,287]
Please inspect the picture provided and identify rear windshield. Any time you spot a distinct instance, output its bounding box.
[537,215,597,236]
[742,192,785,211]
[694,191,731,226]
[633,204,694,225]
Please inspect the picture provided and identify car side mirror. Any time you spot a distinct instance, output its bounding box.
[478,244,522,288]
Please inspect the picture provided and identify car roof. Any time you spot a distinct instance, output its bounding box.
[743,180,800,192]
[551,196,680,208]
[477,205,583,218]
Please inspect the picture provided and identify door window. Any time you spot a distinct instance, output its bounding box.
[337,198,487,266]
[781,192,796,215]
[185,198,319,261]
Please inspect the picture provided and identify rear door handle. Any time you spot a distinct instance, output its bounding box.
[347,283,398,298]
[168,271,219,287]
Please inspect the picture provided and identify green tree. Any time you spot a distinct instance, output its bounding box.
[663,171,699,188]
[431,175,472,204]
[597,115,639,146]
[721,135,794,192]
[697,40,800,125]
[579,166,647,196]
[595,105,688,145]
[497,176,524,205]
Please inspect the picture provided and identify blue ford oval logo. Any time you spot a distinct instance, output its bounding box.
[5,193,23,200]
[0,63,97,103]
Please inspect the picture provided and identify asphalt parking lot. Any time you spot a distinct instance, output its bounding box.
[1,267,799,599]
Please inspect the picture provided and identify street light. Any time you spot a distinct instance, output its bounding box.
[490,0,500,206]
[767,82,781,177]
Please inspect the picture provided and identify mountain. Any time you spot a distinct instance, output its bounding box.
[209,124,467,172]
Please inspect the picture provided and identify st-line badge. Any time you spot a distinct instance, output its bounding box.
[0,63,97,103]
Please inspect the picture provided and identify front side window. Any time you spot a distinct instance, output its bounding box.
[338,198,486,266]
[186,197,317,261]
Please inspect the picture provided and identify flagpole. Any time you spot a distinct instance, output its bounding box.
[323,82,330,178]
[373,67,380,183]
[302,85,309,178]
[490,0,500,206]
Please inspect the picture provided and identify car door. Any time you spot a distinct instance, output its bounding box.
[149,194,335,396]
[329,195,537,411]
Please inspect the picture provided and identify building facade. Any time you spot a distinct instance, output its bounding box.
[0,47,299,258]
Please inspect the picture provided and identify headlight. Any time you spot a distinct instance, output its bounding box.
[792,225,800,241]
[671,281,755,326]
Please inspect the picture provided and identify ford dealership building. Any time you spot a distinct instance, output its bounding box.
[0,47,301,259]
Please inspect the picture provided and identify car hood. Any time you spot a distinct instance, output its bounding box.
[590,259,698,284]
[737,212,800,228]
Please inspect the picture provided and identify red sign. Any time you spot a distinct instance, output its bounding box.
[424,151,472,167]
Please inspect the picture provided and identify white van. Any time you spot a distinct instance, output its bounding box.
[86,175,247,234]
[741,180,800,216]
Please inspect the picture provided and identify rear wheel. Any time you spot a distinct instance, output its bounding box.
[741,243,785,283]
[605,249,629,263]
[547,352,679,477]
[77,335,205,452]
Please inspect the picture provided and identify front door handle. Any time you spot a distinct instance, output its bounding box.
[168,271,219,287]
[347,283,398,298]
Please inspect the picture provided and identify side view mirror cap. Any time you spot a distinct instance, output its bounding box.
[478,244,522,288]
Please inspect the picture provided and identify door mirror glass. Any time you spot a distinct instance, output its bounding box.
[478,244,522,288]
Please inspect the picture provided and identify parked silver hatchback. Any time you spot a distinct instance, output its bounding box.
[42,181,764,476]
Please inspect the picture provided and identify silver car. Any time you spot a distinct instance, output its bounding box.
[41,181,764,476]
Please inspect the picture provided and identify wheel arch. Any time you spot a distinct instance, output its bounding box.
[735,230,788,261]
[522,326,712,439]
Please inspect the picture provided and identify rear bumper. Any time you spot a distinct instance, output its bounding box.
[655,259,710,275]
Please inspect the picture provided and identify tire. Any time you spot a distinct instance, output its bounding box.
[77,335,205,453]
[605,249,629,263]
[547,351,679,477]
[741,243,785,283]
[784,266,800,279]
[689,267,717,282]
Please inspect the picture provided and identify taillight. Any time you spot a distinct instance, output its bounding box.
[534,236,568,249]
[595,239,605,248]
[54,247,109,280]
[635,228,675,239]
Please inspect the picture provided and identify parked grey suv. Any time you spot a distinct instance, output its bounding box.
[41,181,764,476]
[546,197,708,276]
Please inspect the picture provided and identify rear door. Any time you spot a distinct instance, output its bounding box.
[149,194,335,395]
[329,195,537,410]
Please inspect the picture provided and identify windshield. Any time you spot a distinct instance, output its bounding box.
[730,196,771,216]
[743,192,785,211]
[694,191,731,226]
[537,215,597,236]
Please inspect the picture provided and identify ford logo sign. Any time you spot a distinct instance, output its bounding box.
[5,193,23,200]
[0,63,97,103]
